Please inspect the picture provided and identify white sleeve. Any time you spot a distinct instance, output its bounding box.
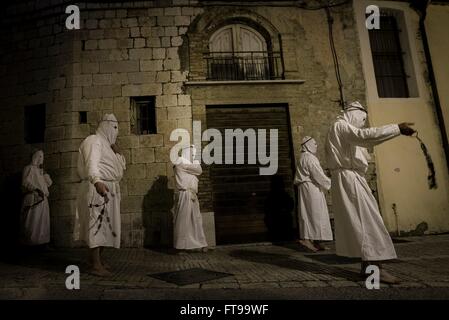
[338,122,400,148]
[308,159,331,190]
[80,139,103,185]
[179,163,202,176]
[293,166,301,186]
[116,153,126,171]
[44,173,52,187]
[22,166,36,192]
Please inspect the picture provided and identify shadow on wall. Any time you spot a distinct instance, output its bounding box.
[142,175,174,248]
[264,174,295,242]
[400,222,429,237]
[0,172,23,251]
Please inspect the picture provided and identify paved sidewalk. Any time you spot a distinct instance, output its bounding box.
[1,234,449,299]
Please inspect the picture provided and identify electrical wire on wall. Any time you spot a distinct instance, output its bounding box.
[324,6,346,109]
[294,0,350,110]
[142,0,348,111]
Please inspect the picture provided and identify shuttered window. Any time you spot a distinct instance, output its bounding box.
[368,15,409,98]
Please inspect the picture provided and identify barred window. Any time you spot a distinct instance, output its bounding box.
[368,14,410,98]
[130,97,156,135]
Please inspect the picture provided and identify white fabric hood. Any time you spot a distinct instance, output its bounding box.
[341,101,367,128]
[96,113,119,145]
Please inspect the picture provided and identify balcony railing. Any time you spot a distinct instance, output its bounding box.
[204,51,284,81]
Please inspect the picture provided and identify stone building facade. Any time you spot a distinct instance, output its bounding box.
[0,0,447,248]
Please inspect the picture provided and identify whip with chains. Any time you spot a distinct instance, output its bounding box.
[88,193,117,237]
[413,131,437,190]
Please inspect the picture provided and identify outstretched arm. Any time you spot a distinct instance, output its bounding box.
[338,122,407,148]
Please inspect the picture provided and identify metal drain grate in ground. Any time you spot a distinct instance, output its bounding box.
[149,268,233,286]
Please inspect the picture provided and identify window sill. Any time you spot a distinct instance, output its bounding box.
[185,79,306,86]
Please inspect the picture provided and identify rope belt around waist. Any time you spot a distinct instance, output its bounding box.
[178,188,197,194]
[178,188,198,202]
[80,178,120,183]
[331,167,355,171]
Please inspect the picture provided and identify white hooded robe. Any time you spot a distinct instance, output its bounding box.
[294,149,333,241]
[173,147,208,250]
[21,150,52,245]
[75,114,126,249]
[326,108,400,261]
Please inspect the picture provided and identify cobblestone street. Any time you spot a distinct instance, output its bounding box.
[1,234,449,299]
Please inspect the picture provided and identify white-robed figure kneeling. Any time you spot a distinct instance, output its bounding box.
[75,114,126,277]
[326,101,415,284]
[21,150,52,246]
[294,136,332,252]
[173,145,208,252]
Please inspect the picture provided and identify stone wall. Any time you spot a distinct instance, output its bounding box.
[0,2,78,247]
[0,0,204,248]
[186,3,368,222]
[0,0,376,248]
[71,1,203,247]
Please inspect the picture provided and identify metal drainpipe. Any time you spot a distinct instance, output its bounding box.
[412,0,449,172]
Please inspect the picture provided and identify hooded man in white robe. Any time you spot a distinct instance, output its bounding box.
[294,136,332,252]
[21,150,52,246]
[75,114,126,277]
[173,145,208,252]
[326,101,415,284]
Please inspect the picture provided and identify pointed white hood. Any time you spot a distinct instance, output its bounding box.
[341,101,368,128]
[97,113,119,145]
[301,136,318,154]
[31,150,44,167]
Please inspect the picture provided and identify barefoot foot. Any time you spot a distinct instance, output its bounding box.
[298,239,318,252]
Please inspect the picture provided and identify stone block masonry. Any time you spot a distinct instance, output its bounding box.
[0,1,372,249]
[73,2,203,248]
[0,1,204,248]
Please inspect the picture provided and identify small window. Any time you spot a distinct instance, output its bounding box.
[130,96,156,135]
[79,111,87,124]
[368,11,417,98]
[24,104,46,144]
